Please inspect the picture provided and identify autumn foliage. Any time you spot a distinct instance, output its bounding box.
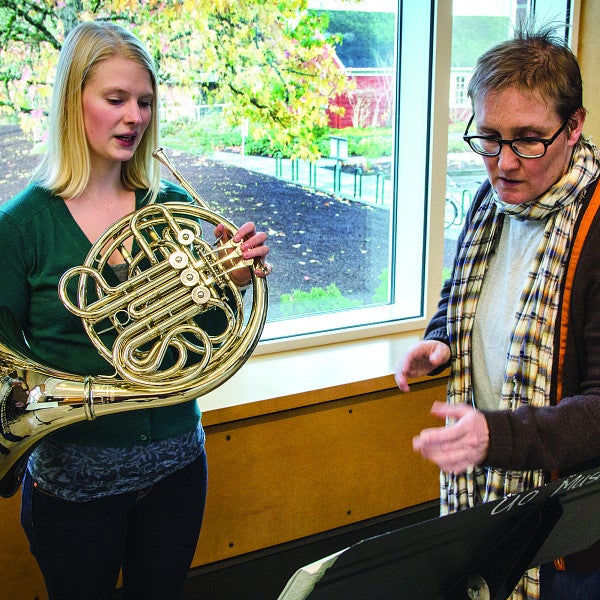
[0,0,355,159]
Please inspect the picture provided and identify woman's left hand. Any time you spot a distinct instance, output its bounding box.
[412,401,489,473]
[214,222,271,286]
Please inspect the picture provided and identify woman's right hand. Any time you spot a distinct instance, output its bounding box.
[395,340,451,392]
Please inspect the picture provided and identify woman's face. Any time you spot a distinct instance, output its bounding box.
[472,87,584,205]
[81,55,154,170]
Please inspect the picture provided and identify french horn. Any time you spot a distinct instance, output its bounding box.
[0,148,268,497]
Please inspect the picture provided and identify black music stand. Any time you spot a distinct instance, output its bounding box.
[278,467,600,600]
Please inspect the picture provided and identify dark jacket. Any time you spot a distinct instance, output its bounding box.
[425,177,600,570]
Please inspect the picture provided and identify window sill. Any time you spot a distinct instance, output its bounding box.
[200,329,448,427]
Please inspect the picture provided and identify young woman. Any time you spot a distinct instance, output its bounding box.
[0,20,270,600]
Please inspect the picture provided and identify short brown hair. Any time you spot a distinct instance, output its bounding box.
[467,25,584,123]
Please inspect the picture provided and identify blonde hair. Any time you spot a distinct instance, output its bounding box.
[33,21,161,200]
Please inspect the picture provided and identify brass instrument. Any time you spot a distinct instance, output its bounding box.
[0,148,268,497]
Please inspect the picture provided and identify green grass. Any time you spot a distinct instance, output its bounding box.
[160,113,392,160]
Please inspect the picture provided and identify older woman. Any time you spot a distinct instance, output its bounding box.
[396,26,600,600]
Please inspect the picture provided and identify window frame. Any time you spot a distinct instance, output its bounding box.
[257,0,450,355]
[256,0,579,356]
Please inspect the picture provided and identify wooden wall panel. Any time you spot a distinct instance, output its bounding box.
[193,380,443,567]
[0,491,46,599]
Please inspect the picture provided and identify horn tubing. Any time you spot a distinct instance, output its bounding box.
[0,150,268,497]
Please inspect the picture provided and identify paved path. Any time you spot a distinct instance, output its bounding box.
[210,150,392,209]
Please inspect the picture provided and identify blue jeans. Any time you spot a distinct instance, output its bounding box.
[21,451,208,600]
[540,562,600,599]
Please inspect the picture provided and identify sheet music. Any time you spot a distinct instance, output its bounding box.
[277,547,348,600]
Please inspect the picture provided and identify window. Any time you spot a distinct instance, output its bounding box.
[261,0,433,347]
[256,0,576,349]
[452,74,468,107]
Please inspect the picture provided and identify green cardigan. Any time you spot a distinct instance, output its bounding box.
[0,181,204,447]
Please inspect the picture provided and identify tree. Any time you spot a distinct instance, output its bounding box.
[317,10,395,69]
[0,0,355,159]
[451,16,512,67]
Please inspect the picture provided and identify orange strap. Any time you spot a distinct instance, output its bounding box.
[553,556,567,571]
[555,181,600,407]
[552,182,600,571]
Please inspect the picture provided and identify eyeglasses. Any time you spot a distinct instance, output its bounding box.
[462,114,571,159]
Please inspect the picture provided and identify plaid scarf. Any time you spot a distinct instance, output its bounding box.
[442,140,599,599]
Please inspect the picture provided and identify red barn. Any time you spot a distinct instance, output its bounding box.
[318,9,395,130]
[328,66,394,129]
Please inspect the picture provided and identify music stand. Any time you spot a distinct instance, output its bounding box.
[278,467,600,600]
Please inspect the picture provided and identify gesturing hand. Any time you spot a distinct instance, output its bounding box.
[395,340,451,392]
[412,401,489,473]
